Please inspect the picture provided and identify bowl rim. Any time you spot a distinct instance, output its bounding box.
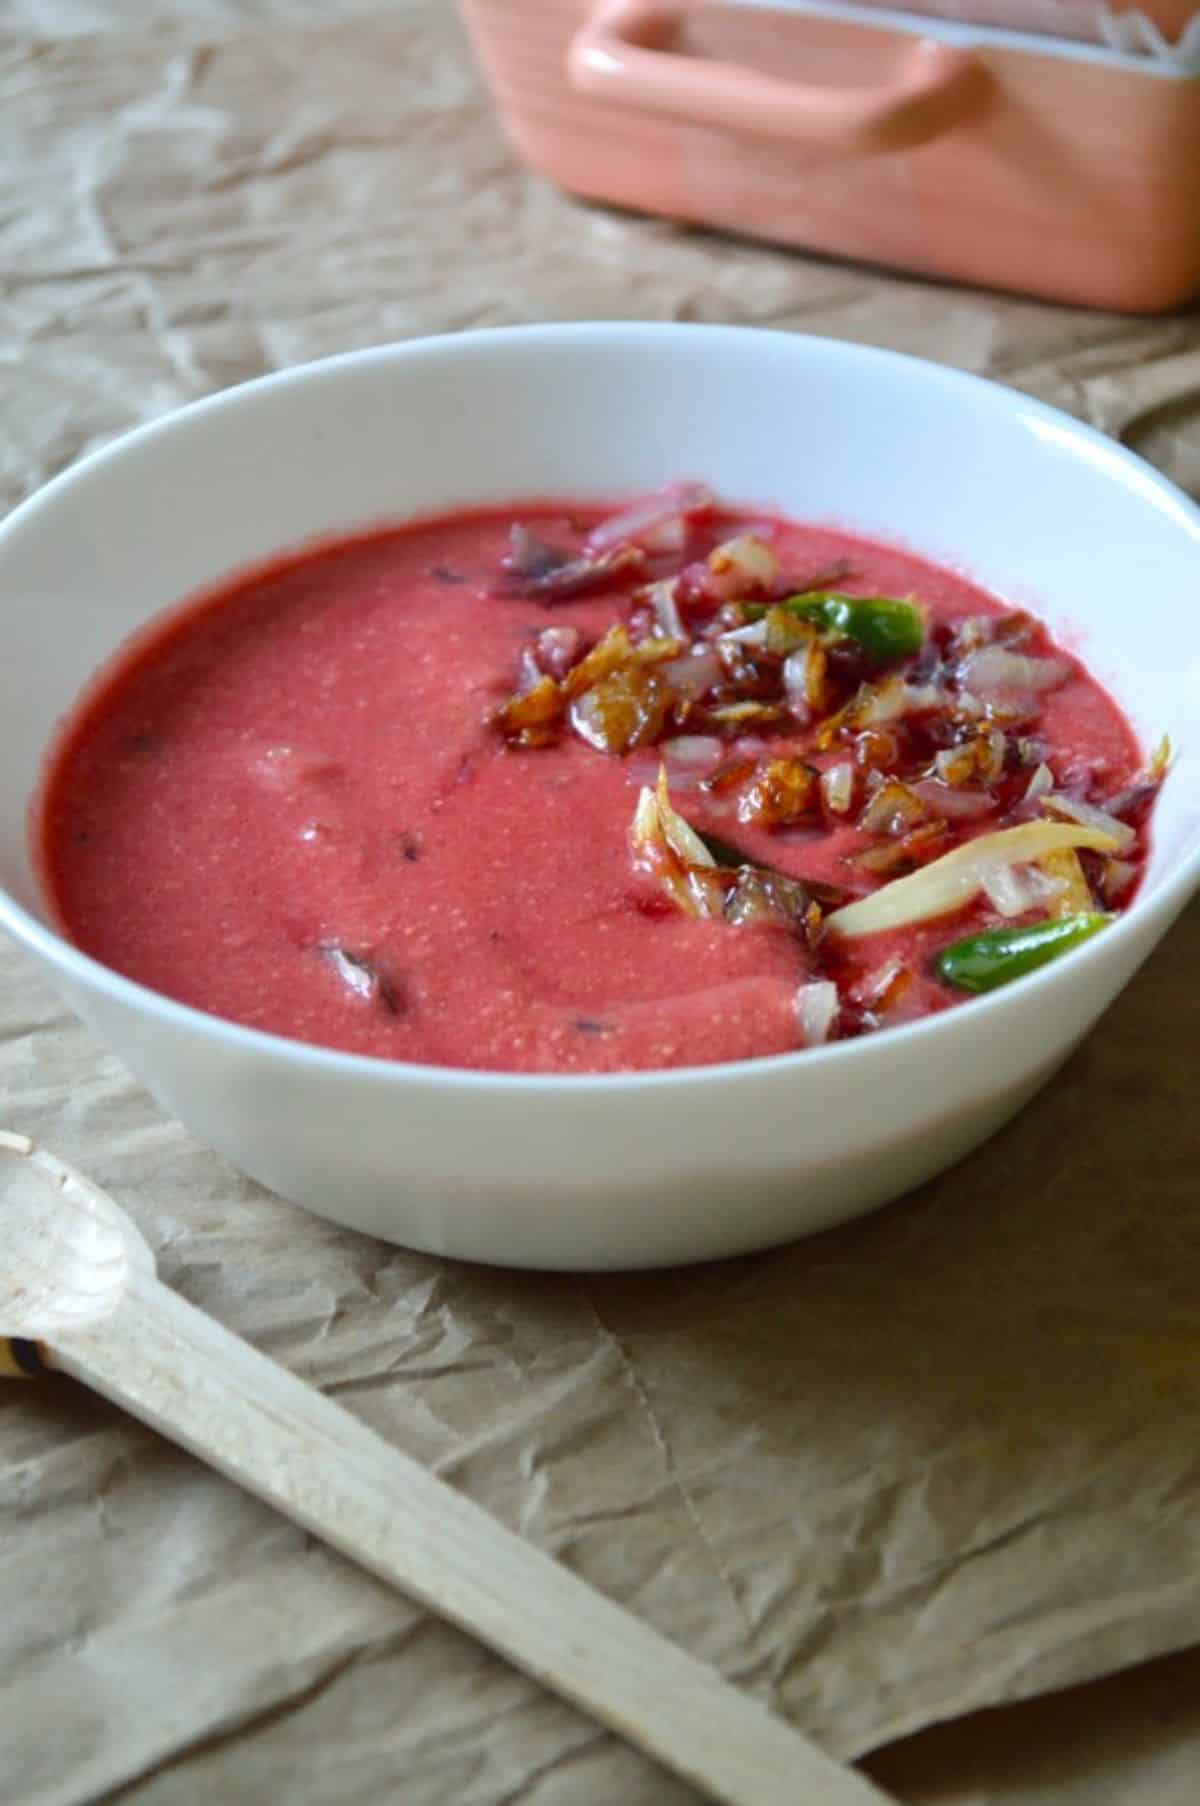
[2,320,1198,1095]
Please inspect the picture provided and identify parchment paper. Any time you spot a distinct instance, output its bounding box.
[2,5,1200,1803]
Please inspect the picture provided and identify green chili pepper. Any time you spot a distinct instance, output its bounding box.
[746,593,925,665]
[936,912,1113,994]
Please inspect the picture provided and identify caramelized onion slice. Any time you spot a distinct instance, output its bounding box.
[629,769,718,919]
[629,786,703,919]
[826,821,1120,938]
[1041,792,1136,853]
[910,779,995,820]
[497,539,646,599]
[1035,846,1094,917]
[654,766,716,868]
[1150,733,1173,781]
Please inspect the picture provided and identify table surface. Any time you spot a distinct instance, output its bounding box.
[2,4,1200,1803]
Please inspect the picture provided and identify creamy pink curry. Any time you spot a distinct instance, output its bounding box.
[37,490,1161,1072]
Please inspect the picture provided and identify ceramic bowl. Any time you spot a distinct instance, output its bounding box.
[1,324,1197,1268]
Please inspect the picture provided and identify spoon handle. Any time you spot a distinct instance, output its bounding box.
[42,1268,893,1806]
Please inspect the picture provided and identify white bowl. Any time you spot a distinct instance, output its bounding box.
[1,325,1198,1269]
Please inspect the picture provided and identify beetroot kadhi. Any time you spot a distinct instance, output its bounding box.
[37,486,1160,1075]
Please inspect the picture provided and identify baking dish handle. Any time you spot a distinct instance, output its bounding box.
[567,0,985,154]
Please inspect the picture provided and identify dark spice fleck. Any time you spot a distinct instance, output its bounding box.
[396,831,422,863]
[126,731,160,758]
[573,1016,615,1036]
[432,564,467,585]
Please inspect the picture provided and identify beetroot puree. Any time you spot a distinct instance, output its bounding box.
[37,503,1144,1073]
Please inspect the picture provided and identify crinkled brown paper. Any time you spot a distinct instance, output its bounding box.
[2,5,1200,1802]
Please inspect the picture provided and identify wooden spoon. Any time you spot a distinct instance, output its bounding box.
[0,1131,894,1806]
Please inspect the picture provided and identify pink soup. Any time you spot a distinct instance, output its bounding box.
[37,490,1160,1073]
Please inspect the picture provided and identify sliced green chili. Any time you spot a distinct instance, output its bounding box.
[936,912,1113,994]
[746,593,925,665]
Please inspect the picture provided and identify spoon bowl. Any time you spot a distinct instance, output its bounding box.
[0,1130,151,1341]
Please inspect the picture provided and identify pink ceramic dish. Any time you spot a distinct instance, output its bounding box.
[460,0,1200,312]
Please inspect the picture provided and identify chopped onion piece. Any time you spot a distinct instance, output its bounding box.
[821,762,854,815]
[957,647,1072,694]
[1042,792,1136,852]
[503,524,570,580]
[911,779,995,820]
[662,647,722,700]
[664,734,724,768]
[535,625,582,680]
[707,534,779,593]
[718,619,770,648]
[794,981,839,1048]
[586,482,714,555]
[826,821,1121,939]
[980,691,1041,728]
[644,578,686,640]
[1024,761,1055,801]
[981,863,1039,918]
[782,643,823,724]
